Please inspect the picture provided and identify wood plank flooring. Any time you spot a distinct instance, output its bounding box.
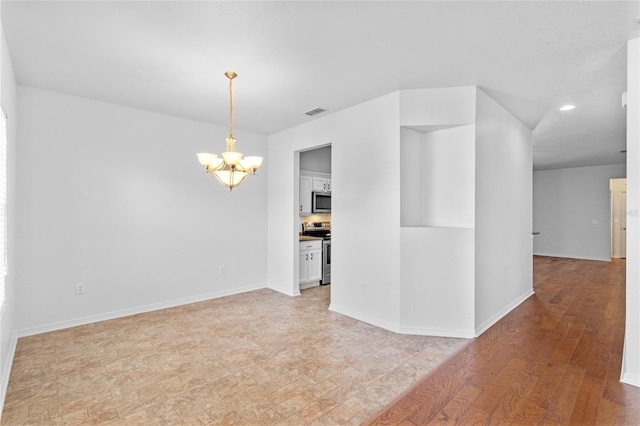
[366,256,640,425]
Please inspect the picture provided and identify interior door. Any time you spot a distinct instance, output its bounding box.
[610,178,627,259]
[621,191,627,258]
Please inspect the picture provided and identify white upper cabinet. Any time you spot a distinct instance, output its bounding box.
[300,171,331,216]
[300,176,312,215]
[312,177,330,192]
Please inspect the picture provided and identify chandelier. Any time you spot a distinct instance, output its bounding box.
[197,71,263,191]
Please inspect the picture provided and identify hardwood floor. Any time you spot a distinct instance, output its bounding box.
[367,256,640,425]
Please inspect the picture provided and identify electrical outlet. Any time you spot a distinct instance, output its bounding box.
[75,283,85,295]
[635,16,640,29]
[219,265,225,274]
[360,281,366,291]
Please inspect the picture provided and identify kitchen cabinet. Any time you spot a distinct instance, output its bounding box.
[299,240,322,289]
[312,177,331,192]
[299,176,312,215]
[300,171,331,216]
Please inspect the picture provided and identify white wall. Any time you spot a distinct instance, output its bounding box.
[398,87,477,337]
[268,86,532,338]
[399,127,421,227]
[421,126,475,228]
[331,95,402,327]
[399,87,475,127]
[533,164,626,261]
[474,88,533,334]
[400,227,475,336]
[610,178,627,259]
[15,87,268,334]
[300,145,331,174]
[397,87,532,337]
[267,126,309,297]
[268,92,402,328]
[0,21,18,413]
[622,37,639,387]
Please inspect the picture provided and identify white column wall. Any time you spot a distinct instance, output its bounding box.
[474,88,533,334]
[0,21,18,414]
[330,95,401,328]
[400,227,475,337]
[398,87,477,336]
[623,37,640,387]
[266,125,314,297]
[268,92,402,329]
[291,86,531,337]
[15,87,268,334]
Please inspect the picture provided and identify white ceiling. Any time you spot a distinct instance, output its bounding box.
[2,1,638,170]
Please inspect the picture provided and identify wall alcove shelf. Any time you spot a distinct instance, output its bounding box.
[400,123,474,229]
[397,86,532,337]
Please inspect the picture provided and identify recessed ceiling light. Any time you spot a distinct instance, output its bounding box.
[559,105,576,111]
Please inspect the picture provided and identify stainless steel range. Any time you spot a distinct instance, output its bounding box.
[302,222,331,285]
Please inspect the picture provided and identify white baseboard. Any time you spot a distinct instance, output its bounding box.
[16,283,266,338]
[329,303,475,338]
[0,334,18,423]
[398,325,475,339]
[620,344,640,388]
[267,283,300,297]
[533,252,611,262]
[329,303,399,333]
[299,281,319,291]
[474,288,534,336]
[621,372,640,388]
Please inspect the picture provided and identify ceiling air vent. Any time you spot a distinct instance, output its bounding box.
[305,108,326,116]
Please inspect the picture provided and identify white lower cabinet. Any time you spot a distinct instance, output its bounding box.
[299,240,322,289]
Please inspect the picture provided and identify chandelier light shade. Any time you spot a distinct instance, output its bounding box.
[197,71,263,191]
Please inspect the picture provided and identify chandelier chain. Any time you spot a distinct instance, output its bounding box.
[228,74,234,138]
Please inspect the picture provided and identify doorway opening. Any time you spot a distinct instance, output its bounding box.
[610,178,627,259]
[296,144,332,304]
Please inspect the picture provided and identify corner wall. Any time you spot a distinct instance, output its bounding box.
[397,87,532,337]
[268,86,533,339]
[622,37,639,387]
[0,19,19,415]
[267,92,402,328]
[15,87,268,334]
[474,89,533,334]
[533,164,626,261]
[398,87,477,337]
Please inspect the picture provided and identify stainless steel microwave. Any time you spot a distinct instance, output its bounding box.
[312,191,331,213]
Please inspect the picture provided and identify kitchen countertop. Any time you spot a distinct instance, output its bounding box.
[299,235,324,241]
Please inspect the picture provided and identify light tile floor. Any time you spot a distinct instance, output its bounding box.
[2,286,468,425]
